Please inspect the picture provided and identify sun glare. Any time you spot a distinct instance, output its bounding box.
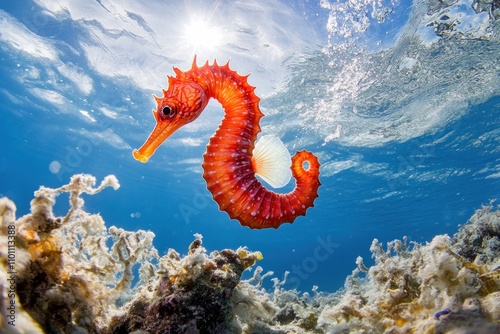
[184,18,223,50]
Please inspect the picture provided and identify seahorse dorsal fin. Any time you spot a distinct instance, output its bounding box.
[251,135,292,188]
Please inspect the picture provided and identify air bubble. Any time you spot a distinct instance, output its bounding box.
[49,161,61,174]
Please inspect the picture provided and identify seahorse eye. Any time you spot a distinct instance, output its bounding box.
[162,106,172,116]
[160,106,177,120]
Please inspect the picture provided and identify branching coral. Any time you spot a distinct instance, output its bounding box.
[237,205,499,334]
[316,205,500,333]
[1,174,265,334]
[2,174,158,333]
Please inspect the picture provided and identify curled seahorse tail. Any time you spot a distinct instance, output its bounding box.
[203,150,320,230]
[261,150,321,229]
[290,150,321,209]
[291,150,321,191]
[244,150,321,229]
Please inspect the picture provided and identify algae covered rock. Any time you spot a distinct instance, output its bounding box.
[107,235,263,333]
[451,204,500,267]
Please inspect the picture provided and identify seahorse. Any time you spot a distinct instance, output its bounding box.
[133,58,320,229]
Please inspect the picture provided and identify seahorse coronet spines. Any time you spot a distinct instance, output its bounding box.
[167,75,175,86]
[191,55,199,69]
[221,60,231,70]
[173,67,183,77]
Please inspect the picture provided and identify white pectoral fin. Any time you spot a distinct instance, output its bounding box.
[251,135,292,188]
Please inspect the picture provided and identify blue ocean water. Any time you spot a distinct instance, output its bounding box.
[1,0,499,293]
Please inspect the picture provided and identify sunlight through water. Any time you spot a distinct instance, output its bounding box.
[184,16,224,50]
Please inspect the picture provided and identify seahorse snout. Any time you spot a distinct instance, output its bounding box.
[132,149,149,163]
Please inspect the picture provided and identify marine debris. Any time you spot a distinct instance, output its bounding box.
[1,174,499,333]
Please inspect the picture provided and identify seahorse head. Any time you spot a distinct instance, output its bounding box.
[133,79,208,163]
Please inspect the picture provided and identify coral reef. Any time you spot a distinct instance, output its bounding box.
[1,174,160,333]
[315,236,500,333]
[228,206,500,334]
[1,174,499,333]
[1,197,42,333]
[106,234,263,333]
[0,174,263,333]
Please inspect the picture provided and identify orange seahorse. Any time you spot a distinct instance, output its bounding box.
[133,58,320,229]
